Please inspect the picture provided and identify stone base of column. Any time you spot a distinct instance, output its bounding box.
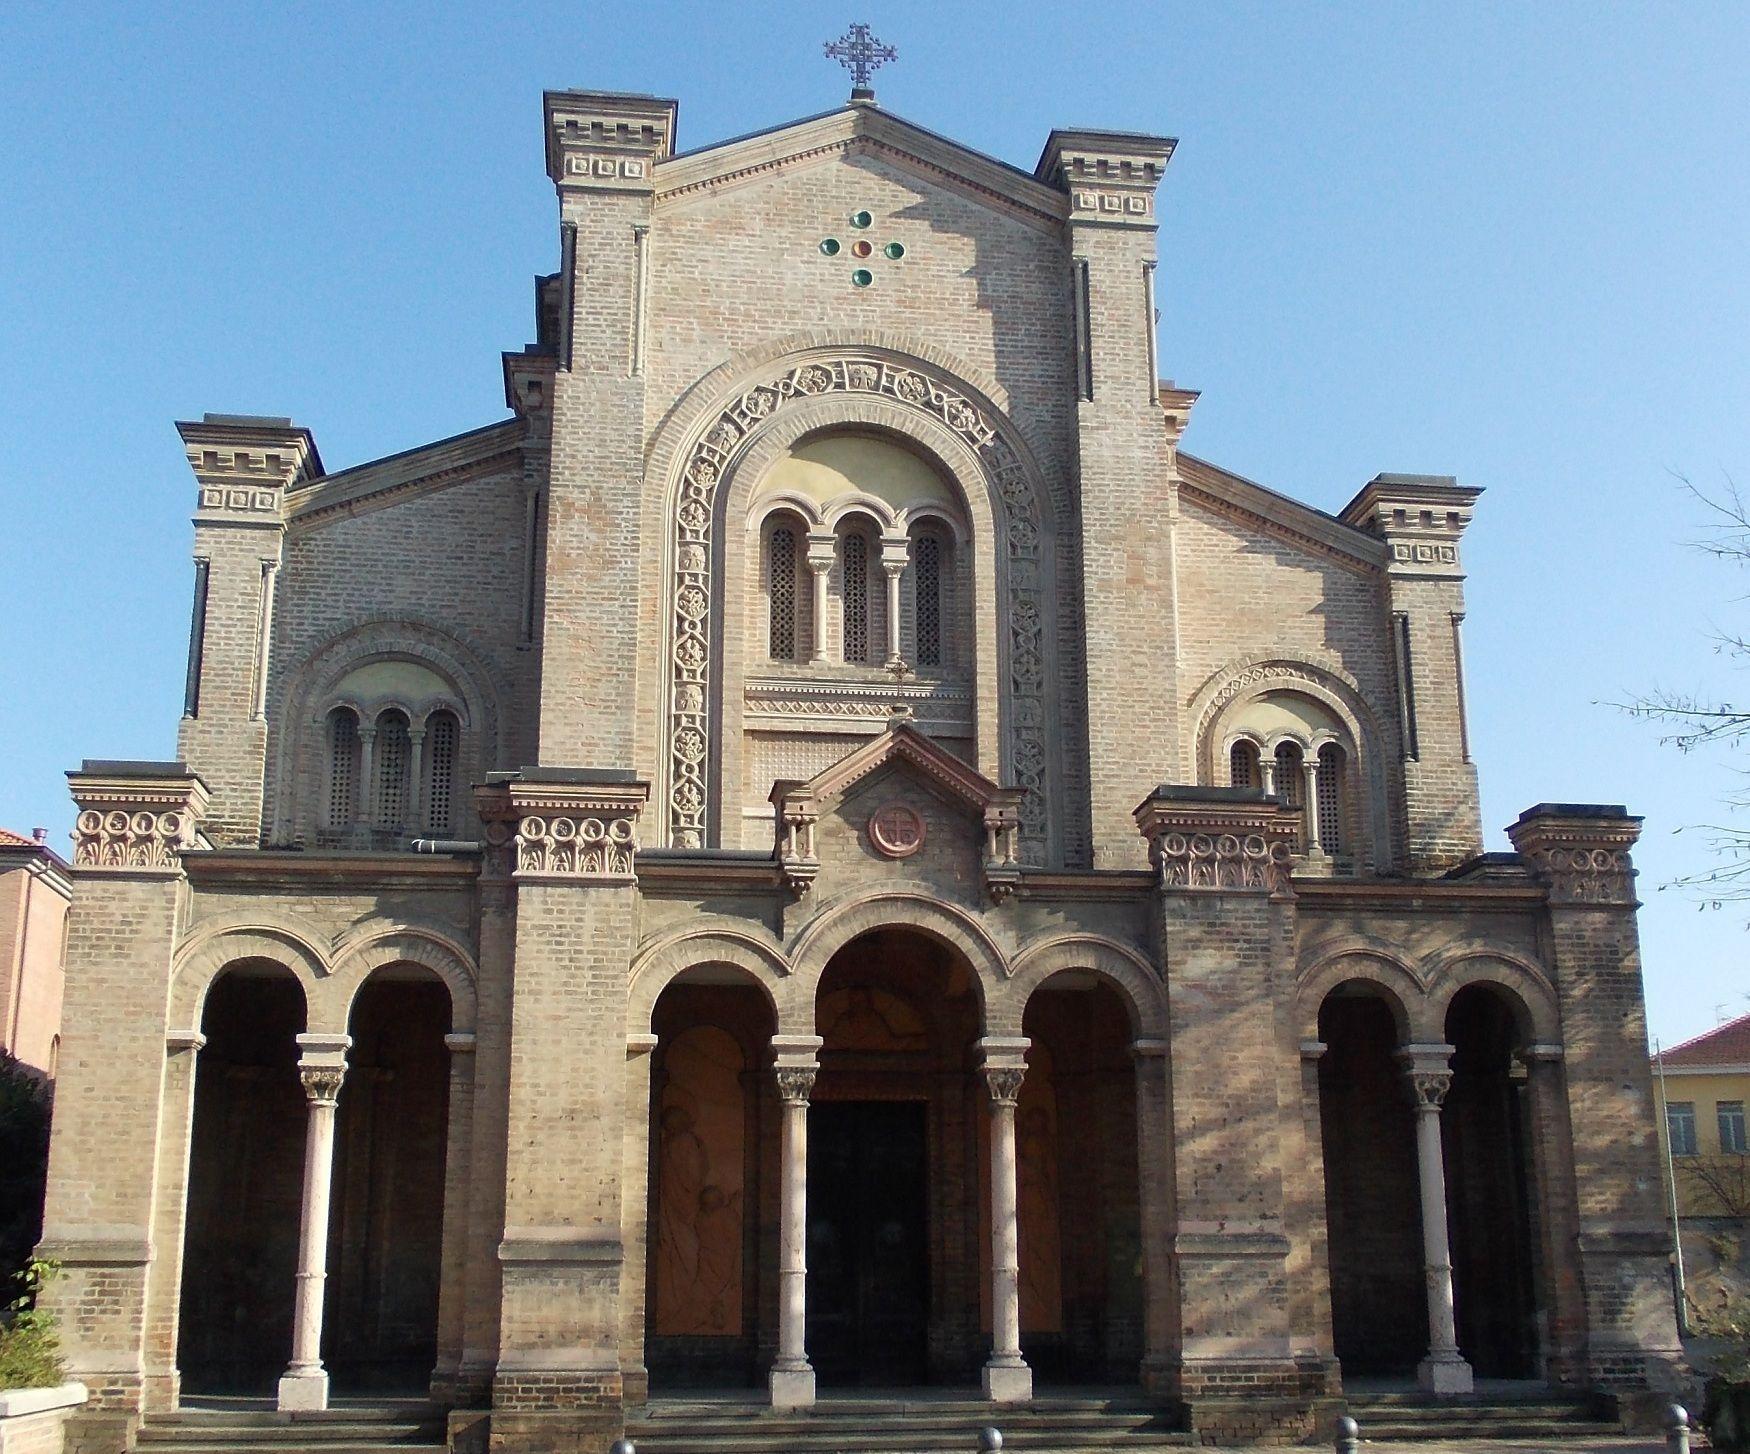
[277,1367,329,1411]
[769,1363,815,1410]
[982,1358,1032,1403]
[1416,1354,1474,1396]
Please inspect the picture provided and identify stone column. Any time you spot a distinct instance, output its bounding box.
[978,1036,1032,1403]
[1398,1043,1473,1395]
[1302,758,1324,855]
[806,534,835,665]
[1260,753,1278,797]
[408,725,427,837]
[357,724,377,833]
[770,1036,821,1410]
[879,535,909,667]
[280,1034,351,1411]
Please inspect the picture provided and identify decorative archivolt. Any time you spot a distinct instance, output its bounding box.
[270,616,509,843]
[1001,934,1166,1040]
[665,352,1053,859]
[168,917,479,1040]
[625,922,791,1034]
[1296,941,1558,1045]
[1191,653,1395,870]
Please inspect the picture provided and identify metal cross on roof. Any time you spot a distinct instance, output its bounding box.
[824,23,897,101]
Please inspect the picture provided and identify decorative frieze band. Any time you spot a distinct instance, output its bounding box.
[66,763,209,872]
[1506,804,1642,907]
[476,776,649,883]
[1133,788,1300,894]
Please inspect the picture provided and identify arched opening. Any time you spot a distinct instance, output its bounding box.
[1317,983,1423,1379]
[835,516,882,667]
[325,967,452,1393]
[1443,984,1537,1378]
[1229,739,1260,790]
[761,512,810,664]
[179,963,307,1395]
[1019,974,1141,1384]
[646,967,777,1392]
[810,928,981,1386]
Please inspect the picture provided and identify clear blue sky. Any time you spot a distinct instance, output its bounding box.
[2,2,1746,1045]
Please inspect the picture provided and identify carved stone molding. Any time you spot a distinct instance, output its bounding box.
[668,353,1050,859]
[476,775,649,883]
[1133,788,1300,894]
[1507,804,1642,906]
[67,763,209,872]
[544,91,675,192]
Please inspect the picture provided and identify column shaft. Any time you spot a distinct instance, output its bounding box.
[980,1047,1032,1403]
[1401,1047,1473,1395]
[280,1040,349,1412]
[770,1051,818,1410]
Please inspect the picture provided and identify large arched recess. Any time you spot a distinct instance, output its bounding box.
[642,339,1075,866]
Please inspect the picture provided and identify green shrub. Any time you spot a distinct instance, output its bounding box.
[0,1051,51,1301]
[0,1260,64,1391]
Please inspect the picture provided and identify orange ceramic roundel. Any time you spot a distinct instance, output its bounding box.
[869,803,926,858]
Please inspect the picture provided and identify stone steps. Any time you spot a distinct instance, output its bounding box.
[1345,1390,1619,1443]
[627,1397,1192,1454]
[132,1405,449,1453]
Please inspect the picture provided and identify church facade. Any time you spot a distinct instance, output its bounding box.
[41,83,1684,1452]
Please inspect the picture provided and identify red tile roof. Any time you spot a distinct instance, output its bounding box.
[0,827,40,849]
[1661,1011,1750,1067]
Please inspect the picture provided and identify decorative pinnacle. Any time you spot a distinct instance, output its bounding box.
[824,23,897,101]
[887,657,916,723]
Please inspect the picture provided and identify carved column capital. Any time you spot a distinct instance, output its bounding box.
[298,1065,346,1106]
[774,1065,817,1106]
[982,1064,1026,1106]
[67,762,210,873]
[1398,1043,1456,1110]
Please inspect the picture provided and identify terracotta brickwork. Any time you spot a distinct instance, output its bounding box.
[37,84,1683,1454]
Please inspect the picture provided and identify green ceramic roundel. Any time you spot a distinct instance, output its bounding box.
[819,237,841,256]
[851,268,874,288]
[884,241,906,260]
[850,209,873,229]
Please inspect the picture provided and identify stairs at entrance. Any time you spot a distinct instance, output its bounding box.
[131,1400,448,1454]
[1345,1388,1621,1442]
[627,1394,1193,1454]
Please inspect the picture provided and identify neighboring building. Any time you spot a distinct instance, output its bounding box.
[40,77,1685,1454]
[0,826,70,1082]
[1657,1014,1750,1219]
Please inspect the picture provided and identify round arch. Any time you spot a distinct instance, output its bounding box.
[1428,949,1560,1046]
[784,889,1011,1035]
[1297,947,1420,1044]
[627,922,789,1037]
[325,926,480,1036]
[170,921,328,1034]
[1002,934,1165,1040]
[1190,653,1396,872]
[269,616,509,845]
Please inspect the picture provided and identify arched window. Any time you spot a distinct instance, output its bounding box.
[373,710,412,834]
[841,532,871,664]
[327,707,361,829]
[425,710,460,836]
[1230,740,1260,790]
[914,532,944,668]
[768,525,800,661]
[1317,742,1346,857]
[1274,742,1304,807]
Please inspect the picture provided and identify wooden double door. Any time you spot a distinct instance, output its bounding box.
[805,1100,929,1386]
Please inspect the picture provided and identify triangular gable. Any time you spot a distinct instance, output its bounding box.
[655,105,1068,233]
[1176,453,1388,578]
[769,719,1023,899]
[286,419,524,529]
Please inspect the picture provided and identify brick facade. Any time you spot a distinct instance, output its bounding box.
[37,85,1682,1452]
